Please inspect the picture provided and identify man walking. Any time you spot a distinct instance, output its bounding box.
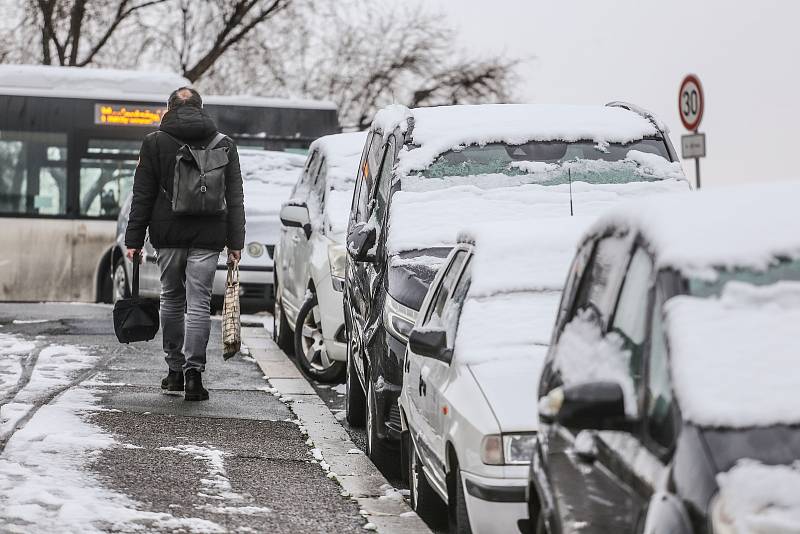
[125,87,245,401]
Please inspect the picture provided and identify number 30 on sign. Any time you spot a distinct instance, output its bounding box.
[678,74,704,131]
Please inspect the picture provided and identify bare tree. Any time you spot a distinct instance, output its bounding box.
[144,0,291,82]
[23,0,169,66]
[2,0,522,130]
[199,0,521,129]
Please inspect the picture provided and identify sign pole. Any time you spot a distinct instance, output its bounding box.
[695,153,701,189]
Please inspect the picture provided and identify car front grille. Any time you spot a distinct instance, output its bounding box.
[240,283,269,300]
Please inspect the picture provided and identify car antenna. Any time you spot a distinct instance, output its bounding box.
[568,168,574,216]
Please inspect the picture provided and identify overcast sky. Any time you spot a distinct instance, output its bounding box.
[435,0,800,188]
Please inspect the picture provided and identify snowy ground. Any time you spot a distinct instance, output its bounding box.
[0,303,366,534]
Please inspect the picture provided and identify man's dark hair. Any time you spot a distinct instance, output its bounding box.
[167,87,203,110]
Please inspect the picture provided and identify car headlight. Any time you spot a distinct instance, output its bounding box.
[709,494,736,534]
[328,243,347,283]
[246,242,264,258]
[481,435,504,465]
[383,294,417,342]
[503,433,537,465]
[480,433,537,465]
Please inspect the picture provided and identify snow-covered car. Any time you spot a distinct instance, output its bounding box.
[530,181,800,534]
[273,131,367,381]
[399,183,688,531]
[112,149,306,311]
[344,101,686,474]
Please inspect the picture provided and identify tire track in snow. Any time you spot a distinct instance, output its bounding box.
[0,343,43,406]
[0,341,112,454]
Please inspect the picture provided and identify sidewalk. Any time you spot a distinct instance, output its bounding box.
[241,326,432,534]
[0,303,399,533]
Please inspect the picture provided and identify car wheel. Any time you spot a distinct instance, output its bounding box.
[405,432,447,526]
[345,333,366,427]
[448,465,473,534]
[112,257,129,303]
[366,378,399,477]
[272,280,294,355]
[294,292,344,382]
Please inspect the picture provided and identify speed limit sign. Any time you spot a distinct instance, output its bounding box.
[678,74,704,131]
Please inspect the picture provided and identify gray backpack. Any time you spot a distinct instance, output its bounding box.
[162,132,229,215]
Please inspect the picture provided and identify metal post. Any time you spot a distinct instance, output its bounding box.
[695,157,701,189]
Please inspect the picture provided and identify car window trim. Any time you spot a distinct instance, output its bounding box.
[422,245,472,326]
[639,270,685,460]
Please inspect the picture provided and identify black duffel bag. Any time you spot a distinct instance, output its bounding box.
[113,252,159,343]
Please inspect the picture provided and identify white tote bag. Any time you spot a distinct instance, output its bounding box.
[222,260,241,360]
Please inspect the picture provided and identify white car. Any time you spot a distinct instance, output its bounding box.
[273,131,367,381]
[112,149,306,311]
[398,141,689,530]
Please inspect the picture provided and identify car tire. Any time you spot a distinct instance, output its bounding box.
[405,432,447,526]
[112,257,129,303]
[366,378,399,477]
[294,292,344,382]
[448,465,473,534]
[273,279,294,355]
[345,333,366,427]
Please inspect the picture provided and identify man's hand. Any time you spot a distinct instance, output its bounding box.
[126,248,142,262]
[227,249,241,264]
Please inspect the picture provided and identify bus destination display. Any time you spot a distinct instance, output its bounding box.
[94,104,166,127]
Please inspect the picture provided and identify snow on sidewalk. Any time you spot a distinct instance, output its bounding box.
[0,334,35,397]
[0,335,223,533]
[0,387,223,533]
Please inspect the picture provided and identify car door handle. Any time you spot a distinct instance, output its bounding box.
[418,375,427,397]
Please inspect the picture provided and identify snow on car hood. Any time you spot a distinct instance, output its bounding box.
[715,459,800,534]
[239,149,305,244]
[666,280,800,428]
[387,178,687,255]
[456,292,558,432]
[467,349,549,433]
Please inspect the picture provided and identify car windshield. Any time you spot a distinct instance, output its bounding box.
[688,258,800,297]
[410,138,672,186]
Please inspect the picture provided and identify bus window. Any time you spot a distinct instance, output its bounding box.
[79,159,137,217]
[79,139,139,217]
[0,131,68,216]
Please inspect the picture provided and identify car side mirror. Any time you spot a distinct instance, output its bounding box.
[539,381,631,431]
[280,202,311,239]
[346,221,376,262]
[408,327,453,364]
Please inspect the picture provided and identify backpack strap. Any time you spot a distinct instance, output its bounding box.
[208,132,227,150]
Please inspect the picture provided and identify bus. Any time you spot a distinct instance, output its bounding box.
[0,65,339,303]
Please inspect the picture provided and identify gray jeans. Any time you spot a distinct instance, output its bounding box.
[157,248,219,373]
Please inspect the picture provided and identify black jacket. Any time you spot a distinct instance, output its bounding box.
[124,106,246,252]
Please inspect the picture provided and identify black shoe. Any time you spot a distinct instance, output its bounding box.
[161,370,184,391]
[184,369,209,401]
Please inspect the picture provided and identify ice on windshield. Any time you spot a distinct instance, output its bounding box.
[402,140,684,192]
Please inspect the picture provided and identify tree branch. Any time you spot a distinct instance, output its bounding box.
[76,0,170,67]
[183,0,289,82]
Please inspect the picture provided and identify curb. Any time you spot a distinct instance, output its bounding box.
[241,326,433,534]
